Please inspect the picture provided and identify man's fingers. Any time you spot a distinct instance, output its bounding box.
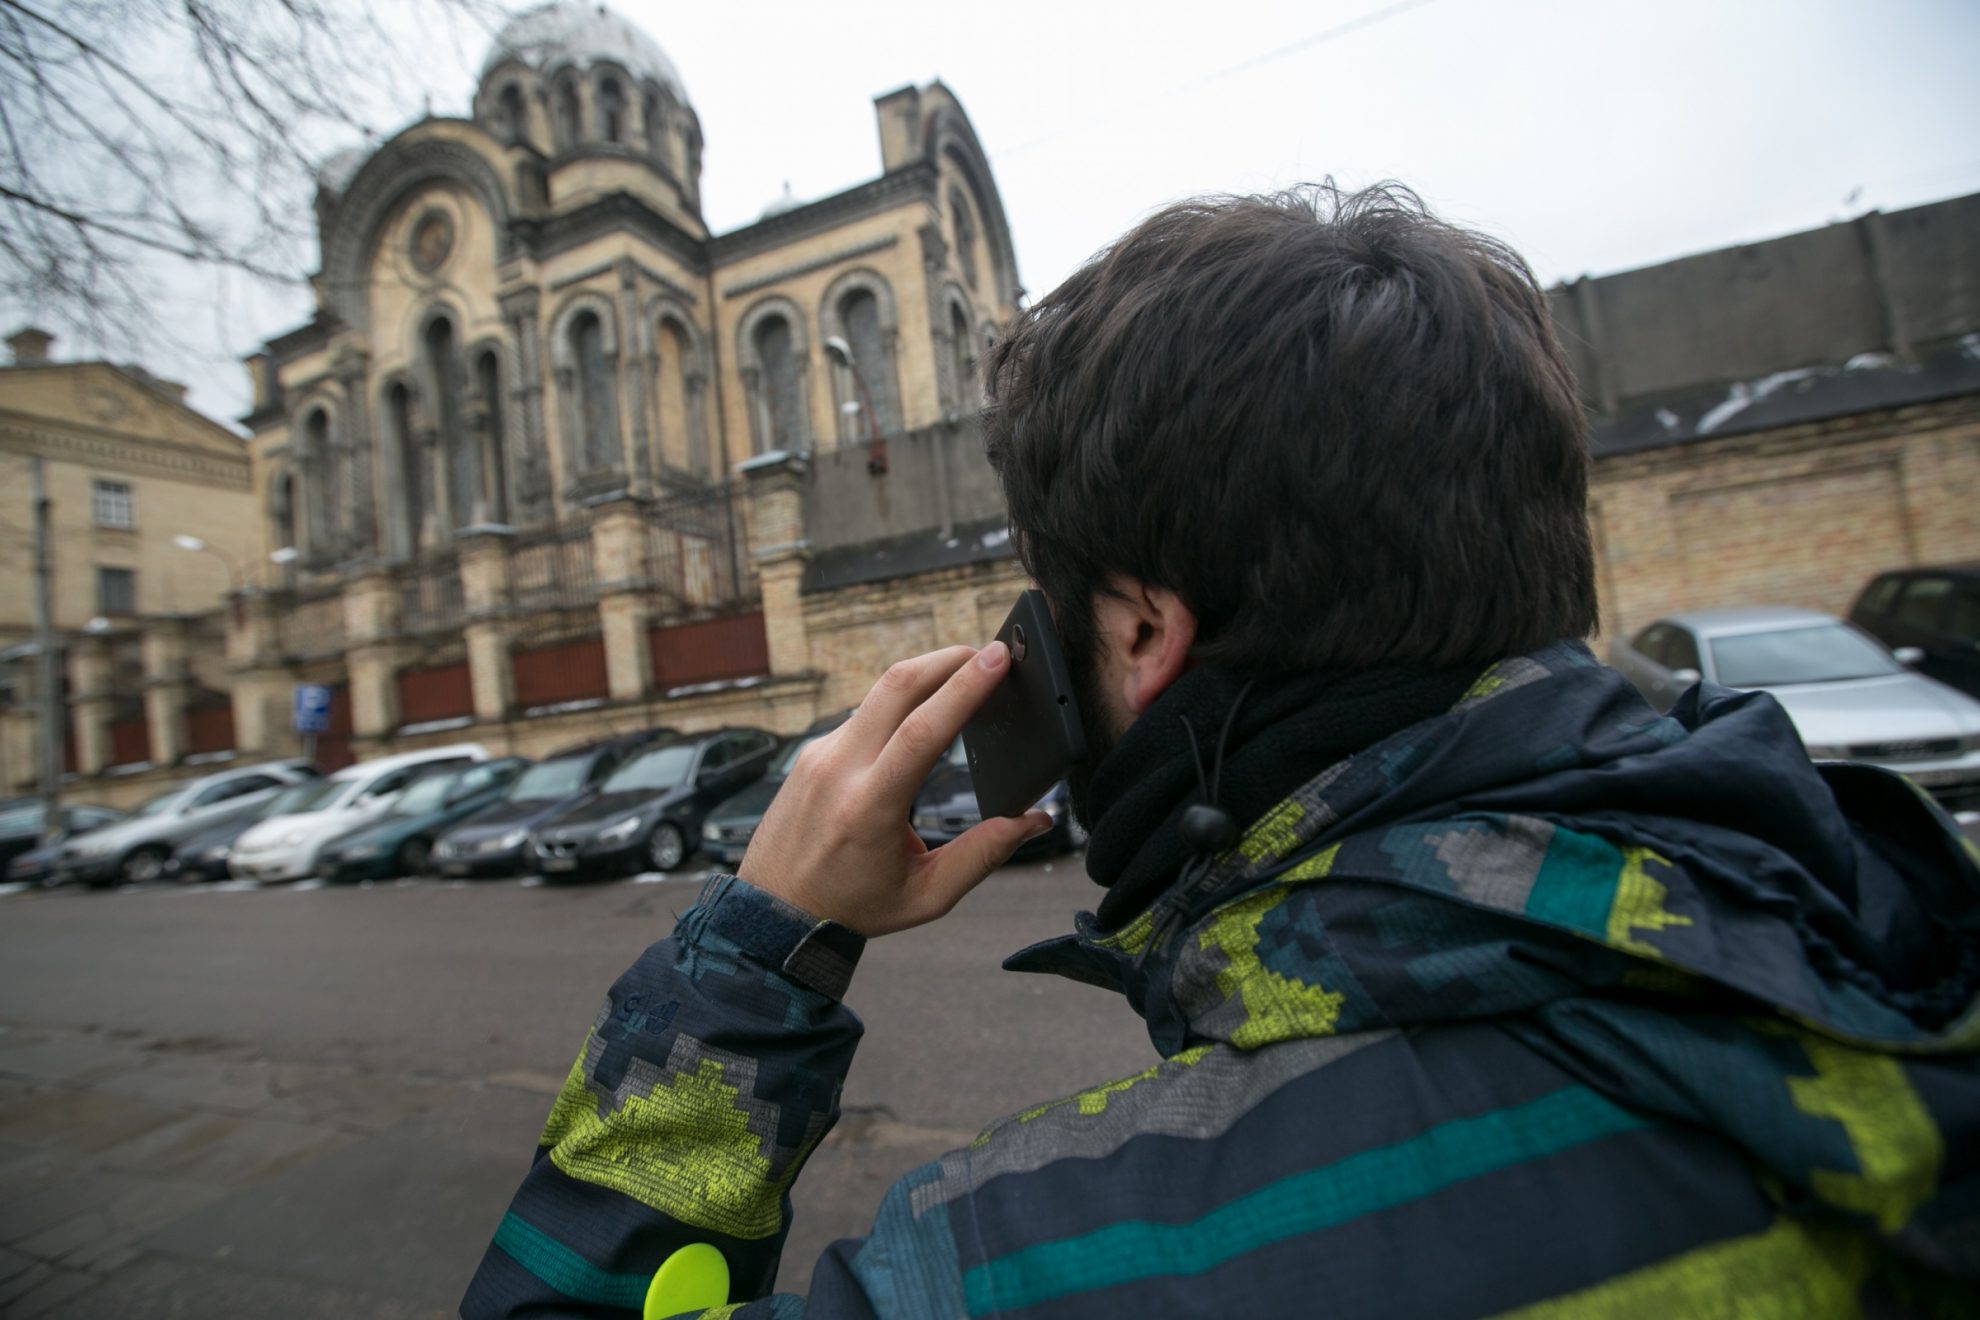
[841,646,978,760]
[872,640,1009,800]
[914,810,1051,921]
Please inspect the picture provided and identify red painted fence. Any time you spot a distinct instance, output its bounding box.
[396,662,475,727]
[648,612,770,690]
[512,636,611,709]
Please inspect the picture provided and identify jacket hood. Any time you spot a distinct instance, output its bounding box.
[1009,643,1980,1270]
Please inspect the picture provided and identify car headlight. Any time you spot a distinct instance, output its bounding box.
[498,829,529,850]
[1803,744,1850,760]
[598,815,643,844]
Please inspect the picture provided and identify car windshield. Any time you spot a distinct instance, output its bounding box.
[131,786,190,817]
[1709,624,1903,688]
[509,757,588,801]
[0,804,43,833]
[275,778,349,815]
[389,772,460,816]
[603,744,695,793]
[258,781,323,817]
[770,734,827,778]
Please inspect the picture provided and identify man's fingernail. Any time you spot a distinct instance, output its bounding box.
[977,640,1008,671]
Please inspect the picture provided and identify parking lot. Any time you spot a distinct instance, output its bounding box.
[0,855,1150,1318]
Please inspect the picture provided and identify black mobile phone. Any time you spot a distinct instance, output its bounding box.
[961,590,1087,818]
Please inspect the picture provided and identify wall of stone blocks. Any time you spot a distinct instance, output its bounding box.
[1588,397,1980,647]
[800,557,1030,714]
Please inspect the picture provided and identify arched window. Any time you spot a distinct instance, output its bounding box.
[950,303,977,411]
[498,84,527,144]
[597,76,625,143]
[754,315,802,453]
[555,79,581,148]
[838,289,901,438]
[951,187,979,291]
[302,408,334,555]
[386,381,420,555]
[643,92,664,156]
[424,316,470,530]
[571,310,620,473]
[271,470,297,578]
[655,319,693,473]
[475,350,508,523]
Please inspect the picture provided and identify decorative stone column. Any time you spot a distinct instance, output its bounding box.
[458,526,516,723]
[589,495,654,702]
[618,259,653,492]
[227,589,296,758]
[141,615,195,767]
[738,450,812,677]
[499,286,550,524]
[67,634,115,776]
[345,566,405,741]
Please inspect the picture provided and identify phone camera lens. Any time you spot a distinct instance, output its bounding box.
[1010,625,1028,662]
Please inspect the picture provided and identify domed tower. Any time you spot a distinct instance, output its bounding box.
[473,1,704,219]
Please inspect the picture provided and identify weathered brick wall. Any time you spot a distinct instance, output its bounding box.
[1589,397,1980,647]
[801,557,1030,713]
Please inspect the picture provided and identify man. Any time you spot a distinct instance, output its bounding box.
[463,185,1979,1318]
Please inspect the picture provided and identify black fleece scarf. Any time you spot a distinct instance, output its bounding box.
[1083,662,1487,932]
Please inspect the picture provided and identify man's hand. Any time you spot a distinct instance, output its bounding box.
[738,643,1053,937]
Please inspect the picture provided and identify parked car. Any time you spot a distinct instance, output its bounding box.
[1610,607,1980,809]
[229,745,487,882]
[432,730,674,878]
[59,761,319,887]
[530,728,778,878]
[162,779,334,884]
[910,737,1087,860]
[318,758,529,882]
[1848,565,1980,699]
[0,802,123,874]
[700,711,854,868]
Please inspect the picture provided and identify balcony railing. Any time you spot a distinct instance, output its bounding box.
[510,522,598,614]
[646,482,751,614]
[400,554,465,635]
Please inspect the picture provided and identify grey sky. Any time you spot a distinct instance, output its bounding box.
[19,0,1980,425]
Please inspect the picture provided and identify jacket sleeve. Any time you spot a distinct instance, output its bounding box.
[460,873,883,1318]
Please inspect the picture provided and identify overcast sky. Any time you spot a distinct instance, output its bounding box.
[20,0,1980,425]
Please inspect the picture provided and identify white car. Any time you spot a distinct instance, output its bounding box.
[229,745,487,882]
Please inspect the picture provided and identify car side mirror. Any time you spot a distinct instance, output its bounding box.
[1893,646,1925,666]
[1671,667,1702,686]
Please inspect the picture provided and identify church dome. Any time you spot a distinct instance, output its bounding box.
[481,2,688,104]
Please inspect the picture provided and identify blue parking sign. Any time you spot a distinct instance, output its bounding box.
[293,684,333,734]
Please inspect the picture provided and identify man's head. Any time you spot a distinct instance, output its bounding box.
[983,182,1596,773]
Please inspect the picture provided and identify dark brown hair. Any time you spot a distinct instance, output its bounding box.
[983,181,1596,674]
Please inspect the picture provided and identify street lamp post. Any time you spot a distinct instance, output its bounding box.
[823,335,889,476]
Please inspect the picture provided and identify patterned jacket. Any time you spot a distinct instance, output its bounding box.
[462,642,1980,1318]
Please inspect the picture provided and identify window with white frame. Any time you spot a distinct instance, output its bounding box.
[92,479,134,529]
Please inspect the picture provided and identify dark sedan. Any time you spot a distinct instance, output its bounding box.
[1849,565,1980,699]
[318,759,529,882]
[911,738,1086,860]
[699,710,854,867]
[0,802,123,875]
[432,730,672,878]
[531,728,778,879]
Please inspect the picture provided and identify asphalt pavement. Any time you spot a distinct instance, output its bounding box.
[0,856,1154,1318]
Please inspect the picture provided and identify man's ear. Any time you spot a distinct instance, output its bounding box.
[1092,582,1198,716]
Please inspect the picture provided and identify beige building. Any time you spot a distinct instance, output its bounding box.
[0,329,258,792]
[21,0,1979,811]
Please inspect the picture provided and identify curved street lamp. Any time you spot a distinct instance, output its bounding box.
[823,335,889,476]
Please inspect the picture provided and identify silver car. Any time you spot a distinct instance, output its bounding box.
[59,760,319,886]
[1610,606,1980,809]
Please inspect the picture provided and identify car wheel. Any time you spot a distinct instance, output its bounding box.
[395,837,431,878]
[122,846,168,886]
[648,823,686,872]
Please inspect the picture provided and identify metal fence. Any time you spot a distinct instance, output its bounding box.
[399,554,465,635]
[645,482,751,614]
[276,587,346,659]
[510,522,598,614]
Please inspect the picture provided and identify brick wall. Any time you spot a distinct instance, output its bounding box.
[1589,398,1980,646]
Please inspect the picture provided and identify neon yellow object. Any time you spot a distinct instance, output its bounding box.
[644,1242,730,1319]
